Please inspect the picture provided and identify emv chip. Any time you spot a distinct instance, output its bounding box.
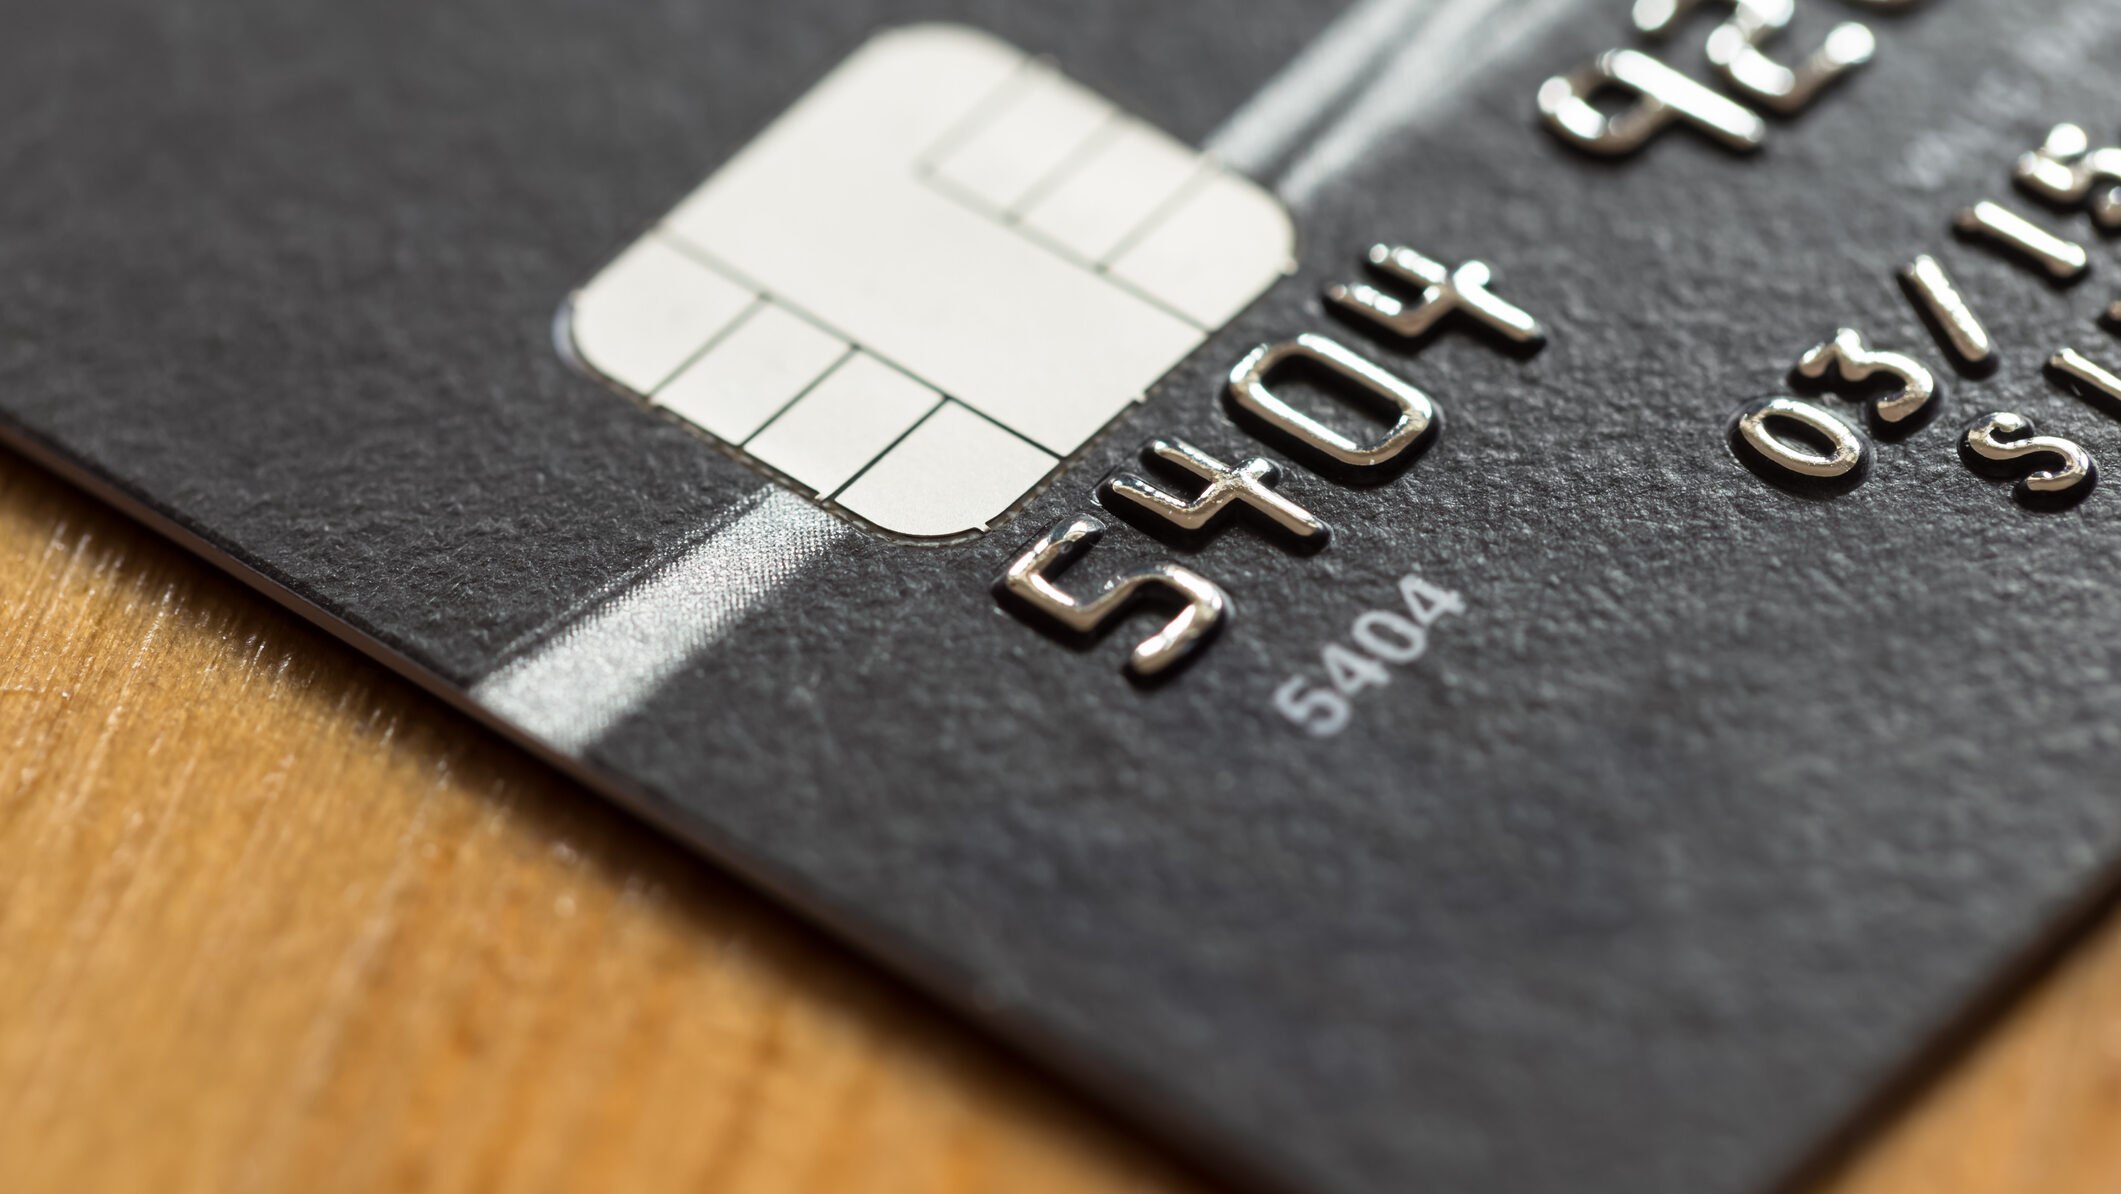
[563,24,1295,540]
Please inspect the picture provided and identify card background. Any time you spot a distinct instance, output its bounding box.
[8,3,2121,1194]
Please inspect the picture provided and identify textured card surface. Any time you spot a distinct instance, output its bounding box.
[8,2,2121,1194]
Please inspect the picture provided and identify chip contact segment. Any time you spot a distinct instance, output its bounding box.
[562,24,1296,541]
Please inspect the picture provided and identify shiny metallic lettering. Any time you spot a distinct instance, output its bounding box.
[1732,396,1870,482]
[1226,334,1438,472]
[1897,254,1995,373]
[1537,49,1767,156]
[1793,327,1938,429]
[995,515,1229,678]
[1953,202,2090,283]
[1958,411,2097,507]
[1100,438,1330,549]
[1634,0,1874,116]
[1325,244,1545,349]
[2046,347,2121,415]
[2013,123,2121,233]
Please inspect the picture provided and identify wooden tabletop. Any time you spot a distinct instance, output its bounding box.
[4,446,2118,1194]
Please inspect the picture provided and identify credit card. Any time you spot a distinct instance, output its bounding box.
[6,2,2121,1193]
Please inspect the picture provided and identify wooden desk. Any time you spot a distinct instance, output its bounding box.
[4,447,2117,1194]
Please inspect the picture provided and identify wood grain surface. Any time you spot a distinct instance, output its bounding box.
[3,444,2118,1194]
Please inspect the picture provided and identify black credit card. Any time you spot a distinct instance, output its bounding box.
[8,1,2121,1192]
